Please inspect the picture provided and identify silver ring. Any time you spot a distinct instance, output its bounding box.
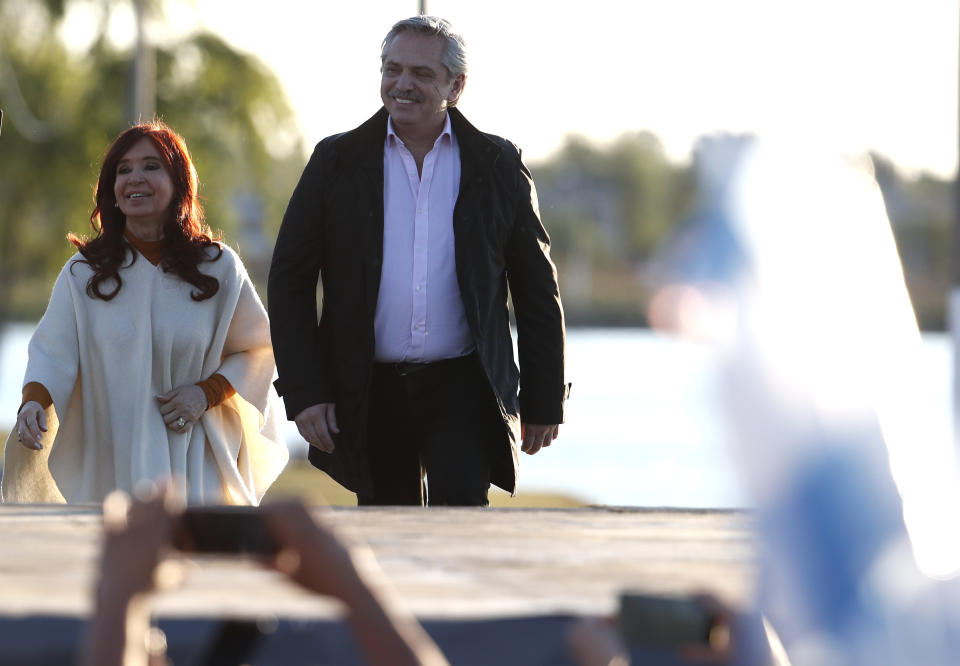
[16,430,21,442]
[175,417,186,428]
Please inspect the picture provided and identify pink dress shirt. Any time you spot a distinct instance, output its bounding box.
[374,114,474,363]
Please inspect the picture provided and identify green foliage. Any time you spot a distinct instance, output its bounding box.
[531,132,695,326]
[531,135,952,329]
[0,0,304,323]
[533,132,695,265]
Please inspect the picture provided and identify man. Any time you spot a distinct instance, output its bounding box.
[268,16,568,506]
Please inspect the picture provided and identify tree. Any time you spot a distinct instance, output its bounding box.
[0,0,304,329]
[532,132,694,265]
[530,132,695,325]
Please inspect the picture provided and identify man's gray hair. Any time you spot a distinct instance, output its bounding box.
[380,15,468,80]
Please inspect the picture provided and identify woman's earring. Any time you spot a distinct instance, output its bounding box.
[114,202,119,208]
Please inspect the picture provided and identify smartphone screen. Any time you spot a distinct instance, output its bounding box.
[617,592,712,647]
[172,506,278,555]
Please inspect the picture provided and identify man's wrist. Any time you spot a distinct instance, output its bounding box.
[284,393,332,422]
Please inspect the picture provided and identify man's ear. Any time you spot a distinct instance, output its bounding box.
[448,73,466,105]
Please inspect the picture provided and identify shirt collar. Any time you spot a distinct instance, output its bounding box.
[386,113,453,148]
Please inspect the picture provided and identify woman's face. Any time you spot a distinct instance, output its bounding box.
[114,137,175,234]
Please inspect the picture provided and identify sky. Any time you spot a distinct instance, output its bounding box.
[203,0,959,178]
[64,0,960,178]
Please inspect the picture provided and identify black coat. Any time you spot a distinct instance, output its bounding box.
[268,107,567,497]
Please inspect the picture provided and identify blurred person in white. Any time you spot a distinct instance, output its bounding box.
[645,133,960,665]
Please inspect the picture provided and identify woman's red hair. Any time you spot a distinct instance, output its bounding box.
[69,120,222,301]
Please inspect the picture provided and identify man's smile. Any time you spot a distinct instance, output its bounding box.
[390,91,424,104]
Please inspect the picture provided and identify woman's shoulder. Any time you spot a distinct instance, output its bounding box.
[43,253,97,301]
[209,241,237,260]
[63,250,85,265]
[202,241,252,281]
[60,252,93,279]
[203,241,237,267]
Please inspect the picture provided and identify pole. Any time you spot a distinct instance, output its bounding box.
[129,0,156,124]
[419,0,427,15]
[953,5,960,458]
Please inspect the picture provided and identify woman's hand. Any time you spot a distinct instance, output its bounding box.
[155,385,208,432]
[15,400,47,450]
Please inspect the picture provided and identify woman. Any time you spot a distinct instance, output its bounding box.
[1,120,288,505]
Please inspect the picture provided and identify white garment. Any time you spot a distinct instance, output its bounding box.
[1,244,288,505]
[375,114,473,363]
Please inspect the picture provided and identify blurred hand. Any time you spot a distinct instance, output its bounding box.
[294,403,340,453]
[261,501,365,602]
[678,594,734,663]
[566,616,628,666]
[156,385,208,432]
[521,423,559,455]
[82,483,183,666]
[99,483,183,600]
[260,501,449,666]
[15,400,47,450]
[566,595,739,666]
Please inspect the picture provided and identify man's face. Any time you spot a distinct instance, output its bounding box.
[380,31,465,137]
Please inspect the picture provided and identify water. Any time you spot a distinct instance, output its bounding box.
[1,325,951,508]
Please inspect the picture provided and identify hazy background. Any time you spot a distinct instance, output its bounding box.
[1,0,958,505]
[3,0,957,325]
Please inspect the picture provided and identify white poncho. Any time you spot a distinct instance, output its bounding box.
[1,244,289,504]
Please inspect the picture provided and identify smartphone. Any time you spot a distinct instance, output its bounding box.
[617,592,712,647]
[172,506,278,555]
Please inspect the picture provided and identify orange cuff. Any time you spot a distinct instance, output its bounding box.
[195,373,236,410]
[20,382,53,413]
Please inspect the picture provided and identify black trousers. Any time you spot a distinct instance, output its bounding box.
[359,352,502,506]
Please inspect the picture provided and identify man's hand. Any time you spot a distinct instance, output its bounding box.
[295,402,340,453]
[521,423,559,455]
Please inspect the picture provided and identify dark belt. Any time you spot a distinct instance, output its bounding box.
[375,352,476,377]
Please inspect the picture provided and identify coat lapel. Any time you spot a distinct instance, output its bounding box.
[449,108,502,295]
[337,109,389,311]
[450,108,500,215]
